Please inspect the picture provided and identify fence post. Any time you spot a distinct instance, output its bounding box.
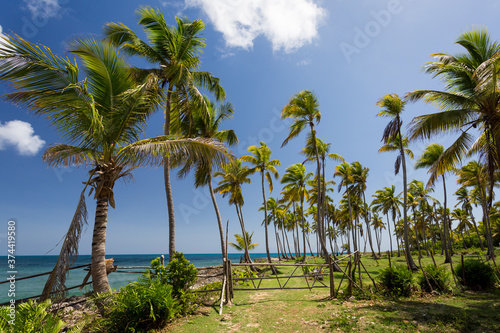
[227,259,233,304]
[161,255,165,267]
[329,255,335,298]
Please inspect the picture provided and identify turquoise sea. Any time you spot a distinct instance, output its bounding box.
[0,253,276,304]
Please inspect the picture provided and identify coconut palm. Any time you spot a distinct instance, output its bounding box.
[281,90,330,258]
[455,160,495,257]
[171,97,237,260]
[214,159,253,263]
[242,142,280,266]
[454,187,485,251]
[0,35,231,296]
[334,162,357,254]
[229,232,259,252]
[415,144,454,263]
[406,29,500,259]
[371,185,402,257]
[376,93,417,270]
[281,164,312,262]
[104,6,225,260]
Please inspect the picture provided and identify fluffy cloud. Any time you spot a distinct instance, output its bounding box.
[186,0,326,53]
[0,120,45,156]
[23,0,61,19]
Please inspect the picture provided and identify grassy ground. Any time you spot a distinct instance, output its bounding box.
[162,251,500,333]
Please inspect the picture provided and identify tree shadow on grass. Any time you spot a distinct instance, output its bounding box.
[358,291,500,332]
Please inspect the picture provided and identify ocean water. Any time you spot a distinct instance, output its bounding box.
[0,253,275,304]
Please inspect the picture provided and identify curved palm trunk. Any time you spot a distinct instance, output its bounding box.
[468,206,485,251]
[208,179,226,260]
[164,85,176,262]
[91,196,111,293]
[260,171,273,264]
[398,128,418,270]
[235,204,252,264]
[386,214,393,257]
[362,192,378,259]
[477,178,495,259]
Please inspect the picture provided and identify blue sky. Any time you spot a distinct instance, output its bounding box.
[0,0,498,255]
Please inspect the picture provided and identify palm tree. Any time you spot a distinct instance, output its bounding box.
[455,161,495,256]
[334,162,357,254]
[260,197,283,260]
[451,208,473,249]
[281,164,312,262]
[376,93,417,270]
[454,187,485,251]
[0,35,231,295]
[281,90,330,259]
[171,97,237,260]
[406,28,500,259]
[241,142,280,266]
[371,185,402,257]
[415,144,453,263]
[214,159,253,263]
[104,6,225,260]
[229,232,259,252]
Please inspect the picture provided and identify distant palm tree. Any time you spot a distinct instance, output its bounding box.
[214,159,253,263]
[104,6,225,260]
[229,232,259,252]
[415,144,453,263]
[281,90,330,258]
[242,142,280,266]
[0,35,231,296]
[281,164,312,262]
[454,187,484,251]
[376,93,417,270]
[371,185,402,257]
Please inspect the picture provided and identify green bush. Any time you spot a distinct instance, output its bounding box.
[454,259,495,290]
[95,275,179,332]
[378,264,413,297]
[0,299,79,333]
[165,252,198,297]
[418,264,450,293]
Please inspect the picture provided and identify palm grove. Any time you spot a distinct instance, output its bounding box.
[0,7,499,298]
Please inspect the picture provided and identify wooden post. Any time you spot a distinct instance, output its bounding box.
[329,255,335,298]
[228,259,233,302]
[348,260,353,296]
[387,250,392,269]
[161,255,165,267]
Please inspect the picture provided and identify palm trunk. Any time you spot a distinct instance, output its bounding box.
[235,204,252,263]
[398,126,418,270]
[164,84,176,261]
[208,179,226,260]
[386,214,393,257]
[441,176,452,263]
[478,181,495,259]
[301,198,306,262]
[91,196,111,293]
[260,171,273,264]
[468,206,485,251]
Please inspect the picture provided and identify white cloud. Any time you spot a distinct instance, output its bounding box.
[186,0,327,53]
[0,120,45,156]
[23,0,61,20]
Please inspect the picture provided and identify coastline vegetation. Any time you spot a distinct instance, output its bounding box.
[0,4,499,332]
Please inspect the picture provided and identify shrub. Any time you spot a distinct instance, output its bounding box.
[95,275,179,332]
[233,268,258,286]
[165,252,198,297]
[454,259,495,290]
[418,264,450,293]
[378,264,413,297]
[0,299,76,333]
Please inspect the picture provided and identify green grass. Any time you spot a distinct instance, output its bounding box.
[159,250,500,332]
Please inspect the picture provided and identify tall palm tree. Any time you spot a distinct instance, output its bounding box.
[214,159,253,263]
[0,35,231,295]
[376,93,417,270]
[455,160,495,257]
[281,90,330,258]
[229,232,259,252]
[104,6,225,260]
[242,142,280,266]
[171,97,237,260]
[281,164,312,262]
[415,144,453,263]
[406,29,500,259]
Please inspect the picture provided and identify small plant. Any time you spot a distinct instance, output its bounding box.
[378,264,413,297]
[233,268,258,286]
[0,299,73,333]
[418,264,450,293]
[94,275,179,332]
[454,259,495,290]
[149,256,168,282]
[329,309,359,331]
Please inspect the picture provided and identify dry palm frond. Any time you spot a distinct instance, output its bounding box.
[41,190,88,301]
